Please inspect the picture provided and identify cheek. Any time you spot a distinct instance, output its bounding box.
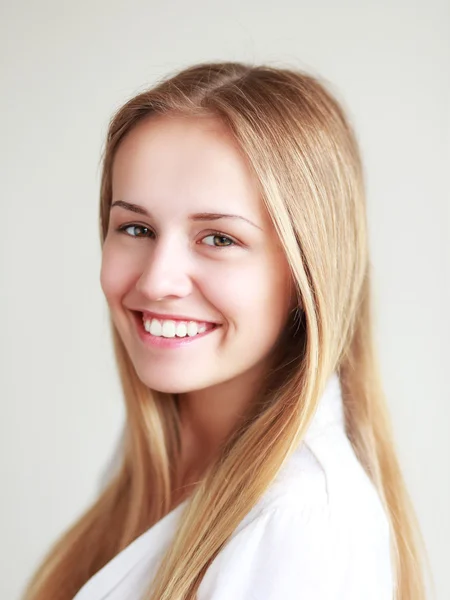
[99,244,135,304]
[203,255,291,332]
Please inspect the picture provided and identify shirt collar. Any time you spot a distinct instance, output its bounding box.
[304,371,345,441]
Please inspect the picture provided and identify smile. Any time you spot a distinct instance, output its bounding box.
[132,311,220,349]
[142,315,215,338]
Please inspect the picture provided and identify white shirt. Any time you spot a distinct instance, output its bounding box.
[73,372,394,599]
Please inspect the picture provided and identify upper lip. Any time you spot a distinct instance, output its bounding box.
[136,309,220,325]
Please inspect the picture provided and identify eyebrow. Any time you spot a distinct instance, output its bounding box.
[110,200,263,231]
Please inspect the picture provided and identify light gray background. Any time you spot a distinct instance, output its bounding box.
[1,1,449,598]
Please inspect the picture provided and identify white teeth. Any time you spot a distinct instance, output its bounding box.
[149,319,161,336]
[142,316,210,338]
[162,320,176,338]
[187,322,199,337]
[175,323,188,337]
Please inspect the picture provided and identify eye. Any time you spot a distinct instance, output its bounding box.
[201,233,237,248]
[117,224,154,238]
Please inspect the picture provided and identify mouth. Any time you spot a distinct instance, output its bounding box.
[131,311,221,348]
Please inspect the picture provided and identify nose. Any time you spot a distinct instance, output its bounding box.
[135,236,194,301]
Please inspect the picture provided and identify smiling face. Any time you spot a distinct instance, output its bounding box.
[100,114,294,395]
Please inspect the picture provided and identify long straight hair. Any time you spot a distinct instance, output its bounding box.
[23,62,427,599]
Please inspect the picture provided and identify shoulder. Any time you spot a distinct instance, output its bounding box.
[257,416,392,538]
[198,427,394,599]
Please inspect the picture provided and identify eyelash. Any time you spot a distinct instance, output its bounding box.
[116,223,239,249]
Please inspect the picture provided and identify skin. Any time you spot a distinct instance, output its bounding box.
[100,114,294,490]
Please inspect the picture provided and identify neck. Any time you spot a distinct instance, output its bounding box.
[177,364,266,458]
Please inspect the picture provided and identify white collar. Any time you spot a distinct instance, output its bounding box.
[304,371,345,442]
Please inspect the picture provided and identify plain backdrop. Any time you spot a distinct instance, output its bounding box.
[1,0,449,598]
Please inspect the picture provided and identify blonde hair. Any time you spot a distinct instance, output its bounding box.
[23,62,427,599]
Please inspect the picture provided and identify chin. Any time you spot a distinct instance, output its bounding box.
[135,371,213,395]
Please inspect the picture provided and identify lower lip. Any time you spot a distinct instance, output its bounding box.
[132,312,220,349]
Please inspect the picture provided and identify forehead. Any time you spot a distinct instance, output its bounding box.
[111,114,267,223]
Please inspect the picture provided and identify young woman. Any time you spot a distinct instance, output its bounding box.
[23,62,426,599]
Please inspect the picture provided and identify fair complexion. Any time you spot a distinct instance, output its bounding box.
[100,114,294,484]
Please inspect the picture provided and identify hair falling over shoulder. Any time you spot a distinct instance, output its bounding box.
[23,61,428,600]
